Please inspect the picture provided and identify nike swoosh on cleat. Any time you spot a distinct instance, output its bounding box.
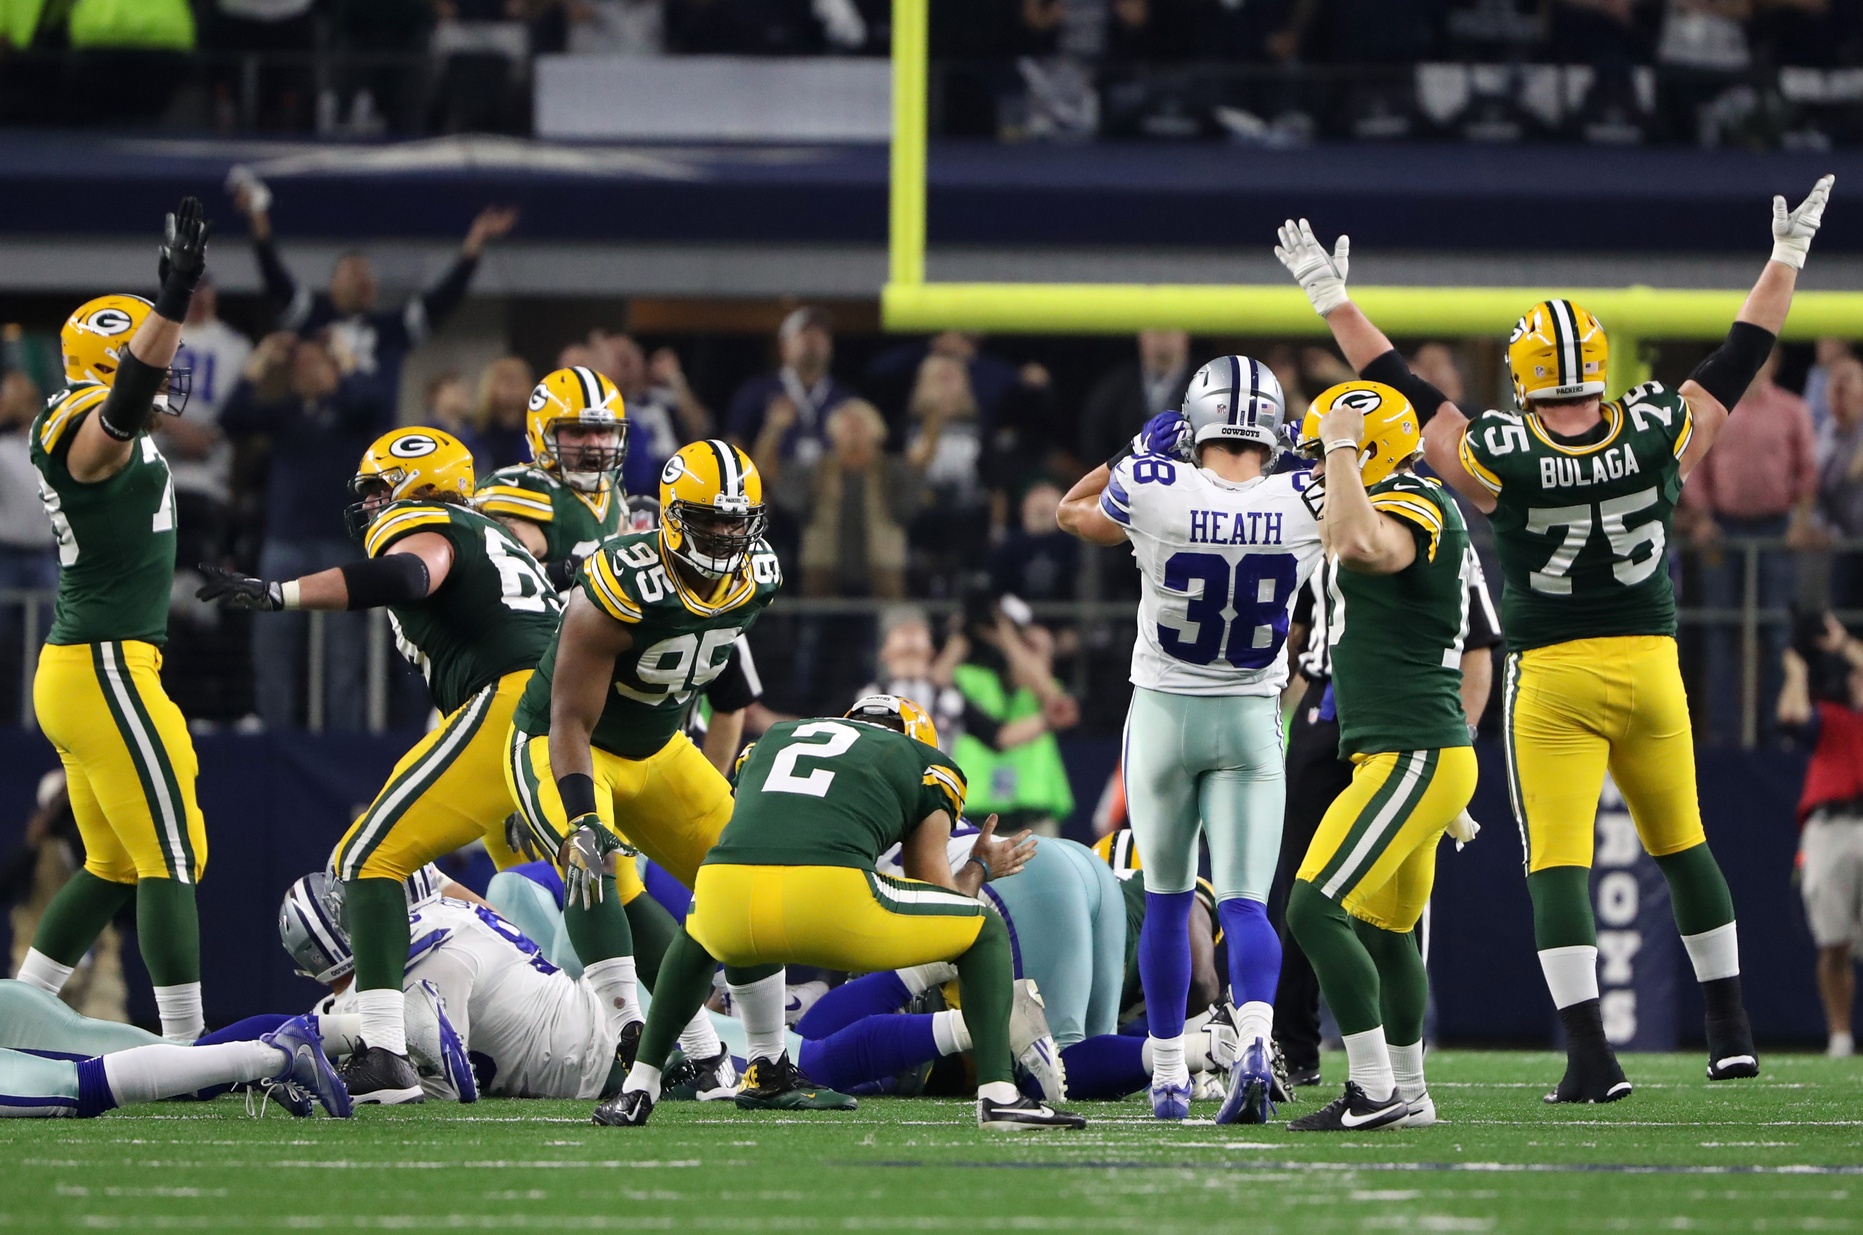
[1339,1104,1405,1128]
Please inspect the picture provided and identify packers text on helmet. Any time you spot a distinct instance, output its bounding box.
[659,440,767,579]
[344,427,477,540]
[1297,381,1421,489]
[845,693,939,748]
[526,366,625,492]
[60,294,193,415]
[1507,299,1609,408]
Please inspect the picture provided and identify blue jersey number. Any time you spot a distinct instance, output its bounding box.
[1158,551,1299,669]
[473,905,559,975]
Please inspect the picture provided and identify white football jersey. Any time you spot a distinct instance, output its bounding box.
[1102,454,1322,696]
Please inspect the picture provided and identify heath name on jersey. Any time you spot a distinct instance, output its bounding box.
[1101,452,1322,696]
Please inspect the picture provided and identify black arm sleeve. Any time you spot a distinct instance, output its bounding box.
[1688,321,1778,412]
[252,236,303,319]
[339,553,431,610]
[1358,349,1450,424]
[97,352,166,441]
[545,555,583,591]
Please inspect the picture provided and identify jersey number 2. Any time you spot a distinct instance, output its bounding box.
[1159,551,1299,669]
[762,720,860,798]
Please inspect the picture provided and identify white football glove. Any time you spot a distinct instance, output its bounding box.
[1275,218,1351,317]
[1771,174,1834,270]
[225,165,272,217]
[1446,809,1481,852]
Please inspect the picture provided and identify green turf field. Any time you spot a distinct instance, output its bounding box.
[3,1050,1858,1233]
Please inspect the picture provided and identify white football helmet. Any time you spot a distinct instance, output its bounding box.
[1182,355,1286,455]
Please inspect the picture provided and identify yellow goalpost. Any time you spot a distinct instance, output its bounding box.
[879,0,1862,368]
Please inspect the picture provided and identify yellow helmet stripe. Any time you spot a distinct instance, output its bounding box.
[587,550,644,622]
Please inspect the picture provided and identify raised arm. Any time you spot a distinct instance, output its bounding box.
[1310,400,1417,575]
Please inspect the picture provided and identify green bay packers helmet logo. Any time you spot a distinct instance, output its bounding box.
[80,306,135,337]
[660,455,688,486]
[388,433,439,459]
[527,386,550,412]
[1509,315,1531,345]
[1330,387,1384,414]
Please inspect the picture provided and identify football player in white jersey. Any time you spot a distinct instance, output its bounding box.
[1059,355,1323,1124]
[281,869,734,1101]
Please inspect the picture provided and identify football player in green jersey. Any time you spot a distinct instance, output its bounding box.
[18,198,217,1044]
[1282,383,1481,1132]
[1275,175,1834,1101]
[505,438,845,1109]
[595,695,1086,1131]
[477,366,634,590]
[198,426,566,1103]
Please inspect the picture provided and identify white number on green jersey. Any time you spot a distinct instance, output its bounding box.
[484,529,556,613]
[762,720,861,798]
[143,438,176,533]
[36,475,77,566]
[613,626,739,705]
[1524,487,1663,595]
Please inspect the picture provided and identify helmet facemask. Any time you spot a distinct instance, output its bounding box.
[549,419,626,492]
[342,474,398,544]
[666,498,767,579]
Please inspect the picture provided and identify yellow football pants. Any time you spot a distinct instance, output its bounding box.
[331,671,531,883]
[689,864,986,971]
[505,726,733,903]
[1502,635,1704,872]
[1296,746,1478,933]
[34,641,207,885]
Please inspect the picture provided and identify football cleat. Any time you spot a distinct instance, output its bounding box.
[1287,1081,1409,1132]
[1149,1079,1192,1121]
[1268,1040,1297,1103]
[978,1093,1086,1131]
[735,1052,857,1111]
[1706,1010,1760,1081]
[337,1044,424,1105]
[403,980,477,1103]
[1544,1046,1633,1105]
[1285,1060,1323,1088]
[1190,1072,1227,1102]
[592,1088,654,1127]
[1401,1091,1438,1128]
[614,1019,644,1073]
[662,1050,740,1102]
[1203,1002,1238,1071]
[261,1016,353,1118]
[1009,980,1067,1102]
[1215,1036,1275,1126]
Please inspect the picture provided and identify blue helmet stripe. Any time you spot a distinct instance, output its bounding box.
[1227,355,1243,426]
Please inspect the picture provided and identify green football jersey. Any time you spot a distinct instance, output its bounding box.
[1459,382,1693,651]
[512,530,781,758]
[476,465,626,564]
[363,499,562,715]
[707,719,968,869]
[30,383,176,647]
[1327,473,1475,757]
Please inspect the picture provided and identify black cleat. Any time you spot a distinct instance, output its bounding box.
[1287,1081,1409,1132]
[1706,1013,1759,1080]
[1268,1040,1298,1103]
[978,1094,1086,1130]
[736,1051,857,1111]
[614,1019,644,1073]
[592,1089,654,1126]
[336,1044,424,1105]
[1544,1045,1633,1104]
[662,1050,740,1102]
[1284,1061,1322,1088]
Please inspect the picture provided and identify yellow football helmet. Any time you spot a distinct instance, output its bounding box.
[1507,299,1609,407]
[1297,381,1420,488]
[60,293,192,413]
[659,439,766,578]
[1093,829,1142,876]
[344,426,477,539]
[526,366,625,492]
[845,693,940,748]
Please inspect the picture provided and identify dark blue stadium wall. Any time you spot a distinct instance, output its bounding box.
[0,730,1824,1046]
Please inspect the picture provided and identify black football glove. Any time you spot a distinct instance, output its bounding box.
[544,552,586,592]
[155,196,211,320]
[196,564,284,611]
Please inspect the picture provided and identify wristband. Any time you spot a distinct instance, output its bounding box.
[966,853,990,880]
[280,580,302,610]
[1771,236,1810,270]
[557,772,598,820]
[1326,439,1359,455]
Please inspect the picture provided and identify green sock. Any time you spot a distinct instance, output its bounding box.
[954,912,1015,1086]
[1653,844,1737,936]
[563,877,633,966]
[637,929,720,1074]
[1287,880,1382,1037]
[30,870,135,966]
[1354,916,1429,1046]
[624,892,680,991]
[344,877,411,992]
[1527,865,1597,951]
[133,877,200,986]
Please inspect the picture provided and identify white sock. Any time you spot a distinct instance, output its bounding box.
[677,1011,723,1062]
[729,971,789,1063]
[1389,1040,1426,1101]
[101,1040,284,1107]
[898,962,958,998]
[15,948,75,995]
[1148,1033,1187,1084]
[1236,1000,1274,1051]
[1681,922,1740,983]
[977,1080,1020,1105]
[931,1009,971,1055]
[1829,1032,1855,1058]
[583,956,643,1029]
[356,987,408,1057]
[153,982,204,1043]
[1341,1026,1396,1102]
[313,1013,364,1059]
[622,1061,663,1102]
[1537,945,1600,1009]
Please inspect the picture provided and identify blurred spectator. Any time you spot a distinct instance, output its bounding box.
[1681,346,1818,742]
[866,332,1022,435]
[1271,0,1442,64]
[947,587,1079,836]
[665,0,866,53]
[1749,0,1862,69]
[1777,615,1863,1057]
[1078,329,1190,467]
[567,0,665,53]
[772,400,921,598]
[587,331,713,498]
[905,352,990,550]
[1815,356,1863,609]
[989,480,1078,602]
[201,0,317,131]
[422,371,485,464]
[868,332,1062,493]
[0,369,55,595]
[1656,0,1752,143]
[1806,338,1855,452]
[163,275,251,571]
[473,354,536,470]
[332,0,439,133]
[2,769,127,1021]
[1105,0,1198,62]
[728,306,857,477]
[856,606,968,750]
[222,332,390,730]
[1411,341,1467,405]
[235,178,516,411]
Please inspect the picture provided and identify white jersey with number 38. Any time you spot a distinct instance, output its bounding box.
[1101,453,1323,696]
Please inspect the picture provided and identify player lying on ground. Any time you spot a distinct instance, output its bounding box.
[599,695,1086,1130]
[199,427,566,1105]
[1277,174,1834,1099]
[1058,354,1320,1124]
[0,981,349,1118]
